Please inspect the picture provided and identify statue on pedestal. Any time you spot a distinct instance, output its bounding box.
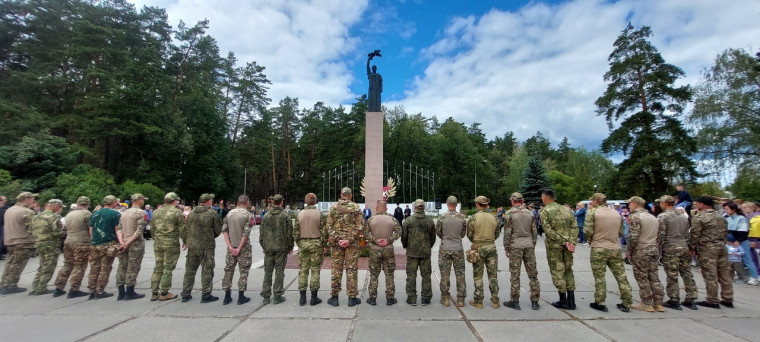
[367,50,383,112]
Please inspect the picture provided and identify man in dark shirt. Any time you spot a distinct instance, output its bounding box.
[676,183,692,209]
[393,203,404,225]
[404,205,411,218]
[0,195,8,259]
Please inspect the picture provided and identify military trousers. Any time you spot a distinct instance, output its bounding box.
[55,243,90,291]
[438,249,466,299]
[88,242,118,293]
[472,243,499,302]
[661,244,697,302]
[546,247,575,292]
[151,244,180,294]
[631,246,664,305]
[369,248,396,298]
[406,256,432,301]
[330,245,359,297]
[1,243,34,287]
[182,248,215,297]
[261,250,287,298]
[590,247,632,306]
[31,241,60,292]
[509,247,540,302]
[223,243,253,291]
[297,239,324,291]
[697,245,733,304]
[116,240,145,287]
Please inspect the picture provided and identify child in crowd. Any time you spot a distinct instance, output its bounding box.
[727,235,747,283]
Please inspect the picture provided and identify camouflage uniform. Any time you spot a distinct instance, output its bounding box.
[627,208,664,306]
[364,211,401,299]
[540,202,578,292]
[401,207,436,303]
[0,203,36,289]
[150,204,185,295]
[180,205,223,298]
[88,207,121,294]
[294,205,327,291]
[325,198,363,297]
[116,207,146,287]
[658,208,698,302]
[259,206,294,299]
[31,209,64,293]
[55,208,92,292]
[503,206,540,302]
[467,209,501,304]
[436,209,467,301]
[690,208,733,304]
[585,206,633,307]
[222,207,253,291]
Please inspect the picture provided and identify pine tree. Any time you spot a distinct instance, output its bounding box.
[521,157,551,206]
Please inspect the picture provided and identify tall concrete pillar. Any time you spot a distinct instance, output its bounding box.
[364,111,384,209]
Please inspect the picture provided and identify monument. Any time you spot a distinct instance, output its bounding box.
[364,50,384,208]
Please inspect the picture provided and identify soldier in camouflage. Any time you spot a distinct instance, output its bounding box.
[222,195,254,305]
[53,196,92,298]
[467,196,501,309]
[626,196,664,312]
[150,192,184,301]
[0,192,38,295]
[325,187,364,307]
[585,193,633,312]
[659,195,698,310]
[539,189,578,310]
[436,196,466,307]
[690,196,734,309]
[87,195,122,299]
[30,199,64,295]
[260,194,294,304]
[115,193,148,301]
[502,193,540,311]
[402,199,436,306]
[294,193,327,306]
[180,193,223,303]
[364,200,401,306]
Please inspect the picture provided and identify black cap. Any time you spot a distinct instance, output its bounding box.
[694,196,715,207]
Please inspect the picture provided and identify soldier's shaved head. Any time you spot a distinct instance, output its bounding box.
[376,200,387,213]
[305,193,317,205]
[237,195,249,204]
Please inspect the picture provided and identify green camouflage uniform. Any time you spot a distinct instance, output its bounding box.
[540,202,578,293]
[627,208,664,306]
[503,206,540,302]
[436,210,467,300]
[325,199,363,297]
[180,206,222,297]
[116,207,146,287]
[259,206,294,299]
[690,208,733,304]
[467,209,500,303]
[401,210,436,302]
[658,208,698,302]
[55,209,92,292]
[31,210,63,292]
[364,211,401,299]
[222,207,253,291]
[0,204,36,288]
[150,205,185,294]
[294,205,327,291]
[585,206,633,307]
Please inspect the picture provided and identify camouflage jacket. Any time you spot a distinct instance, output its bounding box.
[658,209,689,247]
[152,205,186,248]
[467,209,500,244]
[436,210,466,251]
[364,211,401,249]
[503,206,537,251]
[259,206,294,252]
[401,211,436,257]
[31,209,63,244]
[539,202,578,248]
[325,199,363,247]
[181,205,222,249]
[223,207,253,247]
[293,205,327,247]
[689,208,727,251]
[627,208,659,251]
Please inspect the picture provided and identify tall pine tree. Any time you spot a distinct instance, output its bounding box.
[521,157,551,206]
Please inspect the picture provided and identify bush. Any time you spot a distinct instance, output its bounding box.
[119,180,165,207]
[53,165,119,208]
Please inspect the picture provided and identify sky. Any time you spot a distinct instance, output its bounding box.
[127,0,760,150]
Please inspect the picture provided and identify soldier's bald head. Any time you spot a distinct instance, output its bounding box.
[376,200,387,212]
[305,193,317,205]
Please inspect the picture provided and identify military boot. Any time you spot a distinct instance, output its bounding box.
[456,297,465,307]
[630,303,655,312]
[386,297,398,306]
[491,298,500,309]
[223,290,233,305]
[589,302,608,312]
[67,290,89,299]
[262,297,271,305]
[566,291,577,310]
[310,291,322,306]
[273,296,286,304]
[503,300,521,310]
[440,295,450,307]
[52,288,66,297]
[159,292,178,301]
[238,291,250,305]
[124,286,145,300]
[151,292,159,301]
[682,299,698,310]
[531,301,540,310]
[299,290,307,306]
[469,299,483,309]
[116,285,126,301]
[200,293,219,303]
[347,297,361,307]
[653,304,665,312]
[551,291,568,309]
[327,295,339,307]
[663,300,682,310]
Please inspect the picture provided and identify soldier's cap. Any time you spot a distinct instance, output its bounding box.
[46,199,63,207]
[659,195,675,205]
[164,192,180,201]
[76,196,90,206]
[510,192,523,201]
[272,194,284,202]
[199,193,215,203]
[131,193,148,201]
[589,193,607,203]
[474,196,490,205]
[626,196,646,206]
[446,196,458,205]
[341,187,352,195]
[16,191,38,201]
[414,199,425,208]
[694,196,715,207]
[102,195,118,205]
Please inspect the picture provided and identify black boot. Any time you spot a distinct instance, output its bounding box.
[348,297,361,307]
[117,285,126,301]
[327,295,339,307]
[551,291,568,309]
[300,290,307,306]
[223,290,233,305]
[124,286,145,300]
[531,301,540,310]
[238,291,250,305]
[310,290,322,306]
[566,291,576,310]
[590,302,608,312]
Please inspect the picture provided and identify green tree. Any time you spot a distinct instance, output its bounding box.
[521,157,551,205]
[728,166,760,200]
[0,131,77,191]
[53,165,120,206]
[595,23,696,199]
[119,180,165,208]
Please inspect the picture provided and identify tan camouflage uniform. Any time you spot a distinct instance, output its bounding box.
[116,207,146,287]
[326,198,363,297]
[504,206,540,302]
[690,208,733,304]
[222,207,253,292]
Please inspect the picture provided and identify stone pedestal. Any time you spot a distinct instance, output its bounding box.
[364,111,384,209]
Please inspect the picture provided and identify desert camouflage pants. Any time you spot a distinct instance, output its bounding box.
[223,243,253,291]
[472,243,499,301]
[54,243,90,291]
[590,247,632,306]
[662,244,697,302]
[406,256,432,301]
[330,245,359,297]
[182,248,215,297]
[439,249,466,299]
[297,239,324,291]
[697,245,733,304]
[1,243,34,287]
[509,247,540,302]
[88,242,118,293]
[546,247,575,292]
[31,242,60,292]
[368,248,395,298]
[116,240,144,287]
[151,244,180,294]
[631,246,664,305]
[261,251,287,298]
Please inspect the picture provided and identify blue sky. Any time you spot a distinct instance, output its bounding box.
[128,0,760,154]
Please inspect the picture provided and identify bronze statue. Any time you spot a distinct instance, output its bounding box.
[367,50,382,112]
